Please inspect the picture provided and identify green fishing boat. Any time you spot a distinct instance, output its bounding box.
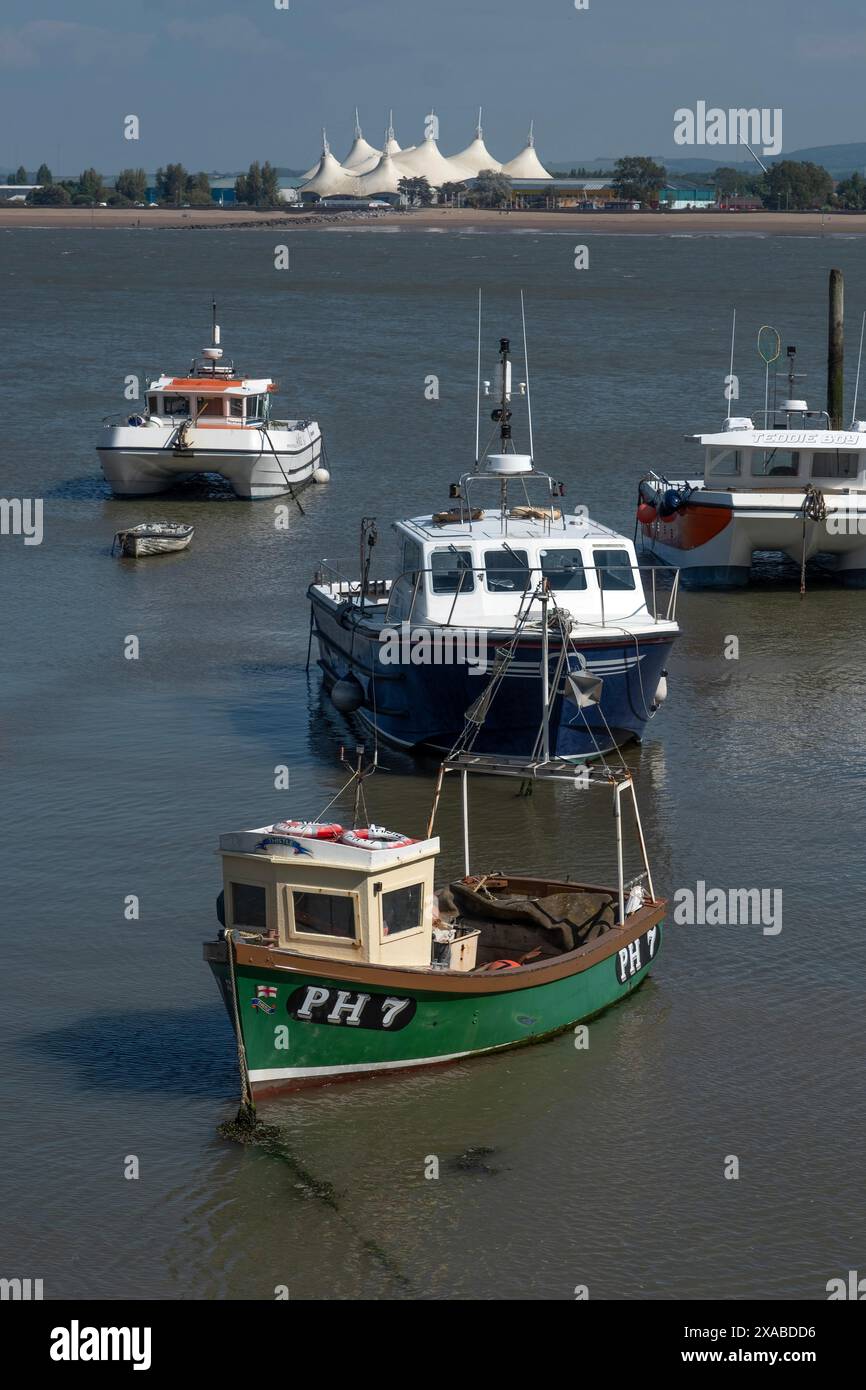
[204,744,665,1094]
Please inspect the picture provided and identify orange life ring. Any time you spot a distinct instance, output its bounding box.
[273,820,343,840]
[340,826,417,850]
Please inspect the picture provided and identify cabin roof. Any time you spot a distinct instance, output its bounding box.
[695,428,866,450]
[149,375,276,394]
[219,825,439,871]
[397,512,631,545]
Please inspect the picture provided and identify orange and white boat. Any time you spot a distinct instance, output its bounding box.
[97,309,328,499]
[637,345,866,588]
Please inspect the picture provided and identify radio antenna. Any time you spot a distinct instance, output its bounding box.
[521,290,534,460]
[474,288,482,469]
[851,310,866,425]
[727,308,737,420]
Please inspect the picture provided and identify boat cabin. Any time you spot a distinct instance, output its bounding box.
[694,414,866,492]
[389,517,647,627]
[375,453,653,627]
[217,822,481,970]
[144,374,277,425]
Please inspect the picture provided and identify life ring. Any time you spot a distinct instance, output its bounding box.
[272,820,343,840]
[340,826,417,850]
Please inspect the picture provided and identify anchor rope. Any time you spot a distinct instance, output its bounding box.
[799,485,827,596]
[224,929,255,1117]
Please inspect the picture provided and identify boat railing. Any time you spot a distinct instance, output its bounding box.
[763,406,831,429]
[381,562,681,627]
[313,562,391,603]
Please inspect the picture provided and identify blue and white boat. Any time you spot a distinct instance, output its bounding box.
[308,334,680,759]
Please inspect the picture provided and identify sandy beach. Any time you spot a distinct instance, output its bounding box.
[1,205,863,235]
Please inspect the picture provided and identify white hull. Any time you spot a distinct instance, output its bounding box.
[641,484,866,587]
[98,422,323,500]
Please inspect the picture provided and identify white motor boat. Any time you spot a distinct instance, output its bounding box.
[309,333,680,759]
[97,309,329,500]
[638,339,866,588]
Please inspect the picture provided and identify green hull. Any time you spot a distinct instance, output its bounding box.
[209,923,662,1091]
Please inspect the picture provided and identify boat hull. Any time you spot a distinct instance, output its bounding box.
[205,913,663,1093]
[639,480,866,588]
[309,588,676,757]
[97,422,323,499]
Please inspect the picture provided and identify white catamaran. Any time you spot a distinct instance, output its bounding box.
[97,308,329,500]
[638,333,866,588]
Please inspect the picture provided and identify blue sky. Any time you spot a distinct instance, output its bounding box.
[0,0,863,173]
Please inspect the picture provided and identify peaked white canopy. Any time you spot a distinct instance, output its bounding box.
[383,111,402,156]
[501,122,552,180]
[396,124,471,186]
[341,109,381,171]
[301,132,362,196]
[450,109,502,176]
[356,150,405,196]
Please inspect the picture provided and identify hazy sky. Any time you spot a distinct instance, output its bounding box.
[1,0,864,173]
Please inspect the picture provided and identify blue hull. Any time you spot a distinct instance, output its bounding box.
[310,595,675,758]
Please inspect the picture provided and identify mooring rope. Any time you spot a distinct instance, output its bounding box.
[799,485,827,597]
[224,928,256,1125]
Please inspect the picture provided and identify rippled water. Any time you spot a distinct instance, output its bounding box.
[2,225,865,1299]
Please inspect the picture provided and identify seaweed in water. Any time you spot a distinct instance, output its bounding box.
[217,1104,411,1287]
[452,1145,500,1175]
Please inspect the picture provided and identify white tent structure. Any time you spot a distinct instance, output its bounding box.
[395,118,470,186]
[301,132,362,197]
[356,148,406,197]
[449,109,502,176]
[501,122,553,180]
[341,109,381,172]
[383,112,403,156]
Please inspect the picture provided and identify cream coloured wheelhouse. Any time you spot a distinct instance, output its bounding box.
[205,748,665,1094]
[97,309,328,500]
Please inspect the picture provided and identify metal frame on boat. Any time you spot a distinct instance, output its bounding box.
[205,594,666,1094]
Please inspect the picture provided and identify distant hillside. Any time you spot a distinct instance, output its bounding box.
[549,144,866,180]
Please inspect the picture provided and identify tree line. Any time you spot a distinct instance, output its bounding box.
[9,161,286,209]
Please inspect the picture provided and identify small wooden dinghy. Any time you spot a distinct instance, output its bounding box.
[112,522,194,557]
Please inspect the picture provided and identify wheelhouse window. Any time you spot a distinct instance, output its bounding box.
[812,451,859,479]
[161,395,190,417]
[430,549,476,594]
[484,548,530,592]
[708,447,741,477]
[147,395,159,414]
[291,890,356,940]
[230,882,268,930]
[228,397,245,418]
[246,394,265,419]
[541,548,587,590]
[401,539,423,583]
[752,450,800,477]
[593,548,636,590]
[381,882,424,937]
